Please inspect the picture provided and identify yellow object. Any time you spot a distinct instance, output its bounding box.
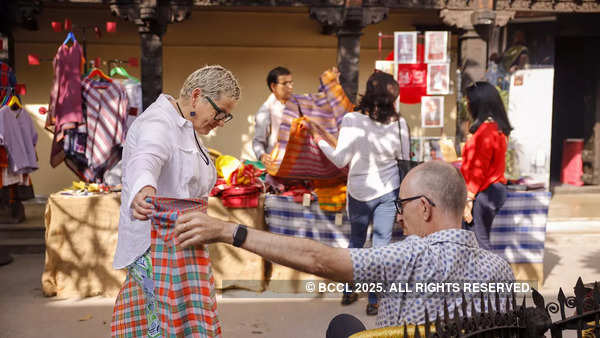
[215,155,241,181]
[314,182,347,212]
[439,138,458,162]
[71,181,86,190]
[350,324,435,338]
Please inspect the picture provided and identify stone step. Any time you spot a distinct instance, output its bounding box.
[0,223,45,239]
[0,238,45,254]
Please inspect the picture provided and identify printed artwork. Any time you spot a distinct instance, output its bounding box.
[375,60,394,76]
[422,138,444,162]
[394,32,417,65]
[410,138,422,162]
[421,96,444,128]
[424,31,448,63]
[427,63,450,95]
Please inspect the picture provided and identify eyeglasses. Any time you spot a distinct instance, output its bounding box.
[277,81,293,87]
[205,96,233,123]
[395,195,436,214]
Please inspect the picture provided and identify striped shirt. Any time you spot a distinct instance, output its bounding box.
[81,78,128,173]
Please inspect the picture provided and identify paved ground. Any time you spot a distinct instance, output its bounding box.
[1,193,600,338]
[1,230,599,338]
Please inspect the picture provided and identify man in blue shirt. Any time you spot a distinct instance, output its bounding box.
[175,161,515,327]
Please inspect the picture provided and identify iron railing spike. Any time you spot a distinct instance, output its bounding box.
[574,279,587,316]
[443,297,450,324]
[531,288,545,309]
[480,292,486,313]
[511,291,516,311]
[415,322,422,338]
[403,321,409,338]
[495,291,500,312]
[435,311,442,336]
[558,288,567,320]
[593,282,600,310]
[425,307,431,337]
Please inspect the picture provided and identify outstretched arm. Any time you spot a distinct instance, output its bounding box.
[174,212,354,282]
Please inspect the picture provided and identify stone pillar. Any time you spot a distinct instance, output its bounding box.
[110,0,192,109]
[310,1,387,103]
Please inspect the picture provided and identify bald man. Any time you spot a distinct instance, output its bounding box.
[174,161,515,327]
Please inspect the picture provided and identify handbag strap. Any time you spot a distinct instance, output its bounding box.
[397,117,413,161]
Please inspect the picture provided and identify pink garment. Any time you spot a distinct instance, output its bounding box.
[47,42,84,137]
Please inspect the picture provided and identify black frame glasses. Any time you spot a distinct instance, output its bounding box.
[204,96,233,123]
[394,195,436,214]
[277,80,293,87]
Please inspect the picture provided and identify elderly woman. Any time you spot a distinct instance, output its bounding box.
[111,65,240,337]
[313,71,410,316]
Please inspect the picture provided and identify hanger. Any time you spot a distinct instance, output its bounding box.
[85,68,113,82]
[109,66,139,83]
[63,32,77,45]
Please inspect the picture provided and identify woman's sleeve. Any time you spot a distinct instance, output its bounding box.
[317,115,356,168]
[124,116,173,211]
[399,118,411,161]
[461,128,494,194]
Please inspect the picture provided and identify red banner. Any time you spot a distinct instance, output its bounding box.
[386,43,428,104]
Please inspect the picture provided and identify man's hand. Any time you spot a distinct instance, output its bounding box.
[131,185,156,220]
[463,200,474,224]
[175,211,236,248]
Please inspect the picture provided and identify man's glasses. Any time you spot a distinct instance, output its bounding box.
[395,195,436,214]
[277,81,293,87]
[205,96,233,123]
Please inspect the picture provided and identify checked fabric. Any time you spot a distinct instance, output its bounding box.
[112,197,221,337]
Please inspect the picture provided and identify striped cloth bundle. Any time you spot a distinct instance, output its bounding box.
[264,70,354,180]
[490,191,551,264]
[112,197,221,337]
[265,195,404,248]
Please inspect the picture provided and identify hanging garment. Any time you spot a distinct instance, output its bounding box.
[0,62,17,105]
[47,41,84,135]
[81,78,128,179]
[112,196,221,337]
[263,69,353,180]
[116,79,143,130]
[0,106,38,174]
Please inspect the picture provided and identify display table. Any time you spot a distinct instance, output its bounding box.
[42,193,125,298]
[265,191,551,290]
[42,193,267,298]
[490,190,551,285]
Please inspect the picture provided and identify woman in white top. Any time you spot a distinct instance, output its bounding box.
[312,71,410,315]
[112,65,240,337]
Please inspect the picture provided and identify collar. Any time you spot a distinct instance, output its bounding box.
[425,229,479,248]
[157,94,189,128]
[266,93,286,107]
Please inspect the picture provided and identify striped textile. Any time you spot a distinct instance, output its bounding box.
[490,191,551,264]
[264,70,353,180]
[81,78,128,176]
[112,197,221,338]
[265,194,404,248]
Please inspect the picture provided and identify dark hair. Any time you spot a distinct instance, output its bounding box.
[465,81,513,135]
[266,66,291,92]
[356,71,399,123]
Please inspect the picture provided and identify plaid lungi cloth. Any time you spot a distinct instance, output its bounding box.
[112,197,221,337]
[264,69,353,180]
[490,191,551,264]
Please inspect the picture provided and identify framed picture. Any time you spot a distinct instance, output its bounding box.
[422,137,444,162]
[394,32,417,65]
[427,63,450,95]
[375,60,394,76]
[424,31,448,63]
[421,96,444,128]
[410,138,422,162]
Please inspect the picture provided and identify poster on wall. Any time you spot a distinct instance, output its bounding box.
[422,137,445,162]
[410,138,422,162]
[427,63,450,95]
[507,68,555,190]
[394,32,417,65]
[375,60,394,76]
[421,96,444,128]
[424,31,448,63]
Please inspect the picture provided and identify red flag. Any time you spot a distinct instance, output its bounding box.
[387,43,428,104]
[128,57,139,67]
[51,21,63,32]
[64,18,72,31]
[15,84,26,96]
[38,107,47,115]
[106,22,117,33]
[27,54,40,66]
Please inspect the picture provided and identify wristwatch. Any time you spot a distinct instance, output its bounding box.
[232,224,248,247]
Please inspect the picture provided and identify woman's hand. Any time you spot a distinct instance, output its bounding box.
[175,211,235,248]
[131,185,156,220]
[463,200,474,224]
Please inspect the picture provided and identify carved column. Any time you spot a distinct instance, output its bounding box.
[110,0,192,109]
[310,1,388,103]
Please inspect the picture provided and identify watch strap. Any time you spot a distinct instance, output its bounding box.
[232,224,248,247]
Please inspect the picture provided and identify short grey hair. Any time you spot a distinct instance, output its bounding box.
[411,161,467,217]
[179,65,241,102]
